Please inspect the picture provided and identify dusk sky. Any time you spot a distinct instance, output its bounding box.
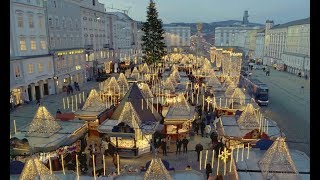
[101,0,309,24]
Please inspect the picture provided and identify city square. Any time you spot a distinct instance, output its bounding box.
[10,0,309,179]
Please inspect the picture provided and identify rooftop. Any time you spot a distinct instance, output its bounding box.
[271,17,310,29]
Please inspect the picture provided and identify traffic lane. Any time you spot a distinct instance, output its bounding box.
[252,69,310,155]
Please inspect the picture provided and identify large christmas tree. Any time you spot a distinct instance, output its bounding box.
[141,0,167,65]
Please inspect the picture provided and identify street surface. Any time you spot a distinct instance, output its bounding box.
[250,68,310,156]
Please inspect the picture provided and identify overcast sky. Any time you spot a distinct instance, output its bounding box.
[101,0,309,24]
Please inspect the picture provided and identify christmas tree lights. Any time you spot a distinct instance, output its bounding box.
[139,83,154,99]
[82,89,105,111]
[131,67,140,80]
[258,137,300,179]
[20,157,59,180]
[237,104,260,129]
[231,88,245,105]
[27,106,61,137]
[143,157,172,180]
[117,73,129,91]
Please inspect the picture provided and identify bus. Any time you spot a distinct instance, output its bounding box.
[239,75,269,106]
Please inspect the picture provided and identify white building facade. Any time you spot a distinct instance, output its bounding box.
[263,23,287,67]
[45,0,87,93]
[281,18,310,76]
[214,26,261,48]
[164,26,191,52]
[10,0,55,106]
[109,12,138,62]
[254,30,265,60]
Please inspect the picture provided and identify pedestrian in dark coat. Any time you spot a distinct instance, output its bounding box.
[176,139,182,154]
[214,140,225,158]
[200,121,206,137]
[182,137,189,153]
[195,143,203,161]
[161,140,167,156]
[205,163,213,180]
[194,123,199,135]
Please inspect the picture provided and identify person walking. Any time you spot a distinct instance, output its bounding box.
[176,138,182,155]
[205,124,211,138]
[300,85,305,94]
[182,137,189,153]
[195,143,203,161]
[194,123,199,135]
[36,98,41,106]
[56,109,62,114]
[161,139,167,156]
[200,121,206,137]
[205,163,213,180]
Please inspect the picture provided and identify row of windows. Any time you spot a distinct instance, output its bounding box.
[50,36,81,48]
[19,37,47,51]
[48,16,79,30]
[82,16,105,23]
[27,62,52,74]
[56,54,85,70]
[17,13,44,30]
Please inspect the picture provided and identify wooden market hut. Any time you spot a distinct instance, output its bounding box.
[100,77,121,101]
[97,83,162,157]
[75,89,109,137]
[163,93,196,140]
[12,106,87,154]
[117,73,129,96]
[19,157,59,180]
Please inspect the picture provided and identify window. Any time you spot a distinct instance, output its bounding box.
[62,18,65,28]
[38,15,43,29]
[40,37,46,50]
[55,18,59,28]
[38,63,44,73]
[28,64,34,74]
[50,36,55,47]
[68,56,73,67]
[48,61,52,70]
[14,64,21,78]
[30,37,37,50]
[93,0,95,6]
[56,37,60,47]
[28,14,34,28]
[19,37,27,51]
[17,14,23,28]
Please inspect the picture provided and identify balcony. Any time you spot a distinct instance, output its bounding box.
[103,44,110,48]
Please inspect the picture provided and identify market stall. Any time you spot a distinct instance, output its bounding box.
[232,137,310,180]
[11,106,87,155]
[164,94,196,140]
[216,104,282,148]
[75,89,108,137]
[98,83,162,157]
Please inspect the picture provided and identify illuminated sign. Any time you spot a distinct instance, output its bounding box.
[75,65,82,70]
[57,49,85,56]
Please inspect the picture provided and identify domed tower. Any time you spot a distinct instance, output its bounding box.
[265,20,274,34]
